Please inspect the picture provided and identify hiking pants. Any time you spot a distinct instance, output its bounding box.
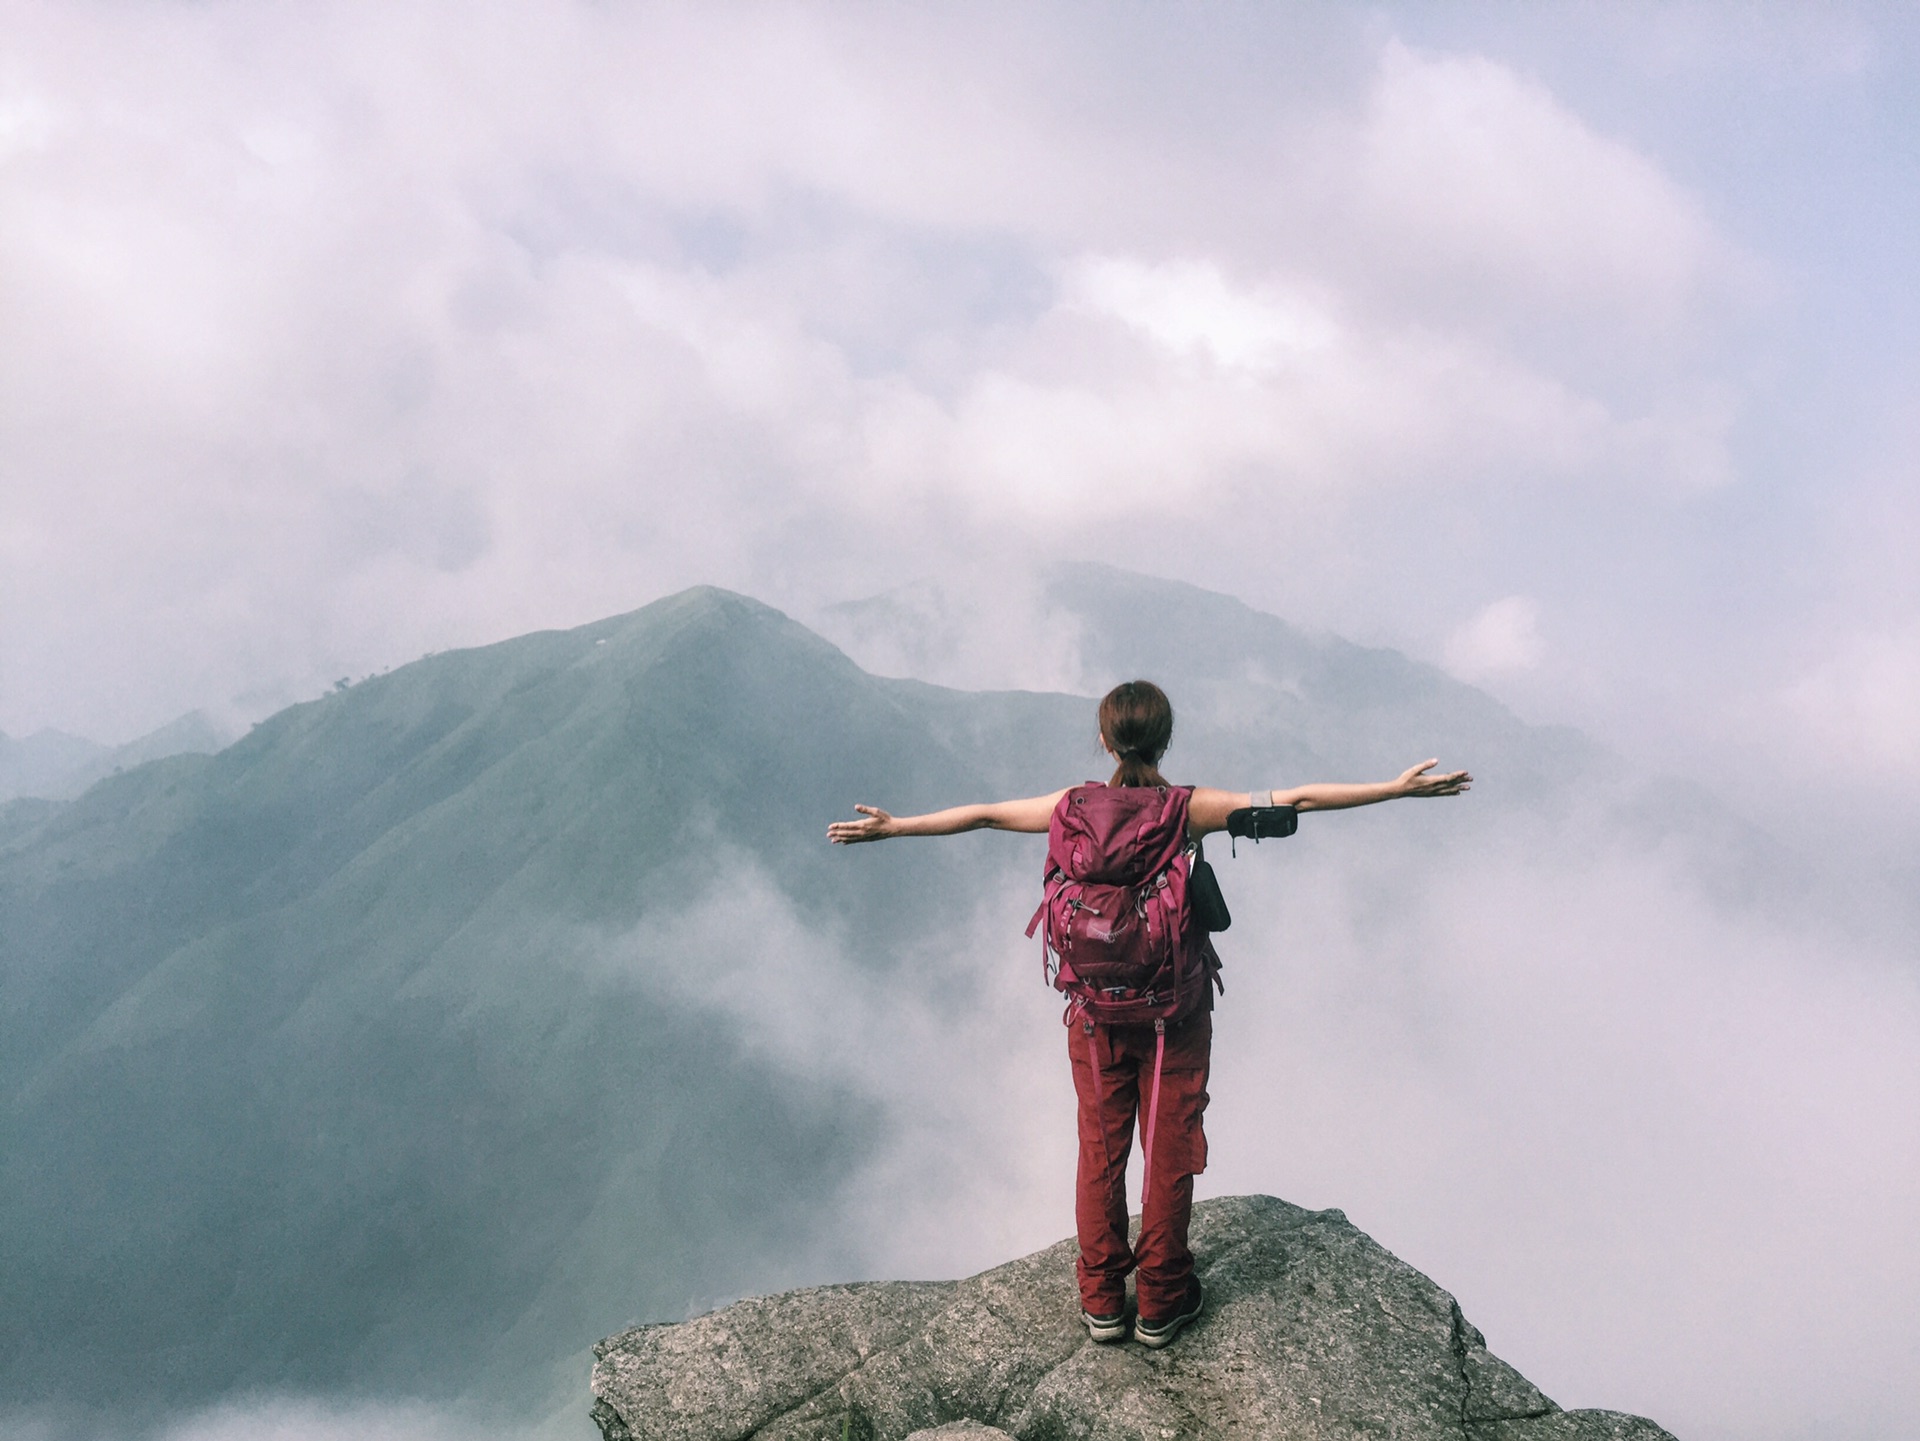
[1067,1009,1212,1321]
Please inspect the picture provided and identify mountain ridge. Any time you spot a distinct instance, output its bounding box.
[819,562,1603,804]
[0,709,234,805]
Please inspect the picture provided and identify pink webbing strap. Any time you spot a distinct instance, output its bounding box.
[1067,1004,1115,1178]
[1028,878,1061,985]
[1140,1018,1167,1199]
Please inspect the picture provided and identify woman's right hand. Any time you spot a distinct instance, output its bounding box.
[827,805,896,844]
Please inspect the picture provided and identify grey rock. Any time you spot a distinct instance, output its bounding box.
[592,1195,1676,1441]
[1469,1416,1675,1441]
[590,1282,956,1441]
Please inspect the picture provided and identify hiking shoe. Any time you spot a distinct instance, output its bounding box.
[1082,1307,1129,1343]
[1133,1279,1204,1348]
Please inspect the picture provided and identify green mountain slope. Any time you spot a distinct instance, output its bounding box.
[0,588,1083,1410]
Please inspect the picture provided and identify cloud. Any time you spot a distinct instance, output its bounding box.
[580,796,1920,1441]
[1780,617,1920,782]
[1350,40,1733,333]
[809,572,1095,697]
[1064,257,1337,375]
[0,4,1761,745]
[602,850,1080,1275]
[1200,824,1920,1440]
[0,1397,469,1441]
[147,1399,461,1441]
[1445,595,1545,680]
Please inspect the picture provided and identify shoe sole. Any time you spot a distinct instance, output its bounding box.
[1133,1287,1204,1348]
[1083,1314,1129,1343]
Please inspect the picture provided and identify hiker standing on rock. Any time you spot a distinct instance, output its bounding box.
[828,679,1470,1349]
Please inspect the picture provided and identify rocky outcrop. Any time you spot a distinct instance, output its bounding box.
[591,1195,1675,1441]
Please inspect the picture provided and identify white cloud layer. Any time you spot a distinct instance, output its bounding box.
[0,0,1785,755]
[1353,41,1735,333]
[1445,595,1545,680]
[589,822,1919,1441]
[1780,617,1920,781]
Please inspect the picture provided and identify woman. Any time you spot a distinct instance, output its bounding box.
[827,679,1470,1348]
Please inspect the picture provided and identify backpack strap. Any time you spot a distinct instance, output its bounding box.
[1068,1002,1117,1180]
[1028,868,1065,986]
[1139,1017,1167,1200]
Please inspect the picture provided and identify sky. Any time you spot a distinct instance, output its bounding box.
[4,0,1920,843]
[4,6,1920,1439]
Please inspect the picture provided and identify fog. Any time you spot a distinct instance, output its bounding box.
[602,763,1915,1441]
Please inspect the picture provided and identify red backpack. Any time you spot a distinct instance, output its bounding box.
[1025,783,1221,1028]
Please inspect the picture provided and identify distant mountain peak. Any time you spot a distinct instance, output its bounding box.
[0,711,233,804]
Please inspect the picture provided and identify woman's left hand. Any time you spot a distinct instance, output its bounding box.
[1395,760,1472,797]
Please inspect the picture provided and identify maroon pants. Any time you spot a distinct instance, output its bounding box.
[1067,1009,1212,1321]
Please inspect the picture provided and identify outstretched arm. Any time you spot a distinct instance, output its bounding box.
[1187,760,1471,836]
[828,789,1068,844]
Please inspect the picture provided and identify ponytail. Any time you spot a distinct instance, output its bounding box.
[1097,679,1174,788]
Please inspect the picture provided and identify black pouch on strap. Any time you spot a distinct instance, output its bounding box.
[1188,842,1232,932]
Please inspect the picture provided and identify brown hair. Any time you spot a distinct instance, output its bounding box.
[1098,679,1173,788]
